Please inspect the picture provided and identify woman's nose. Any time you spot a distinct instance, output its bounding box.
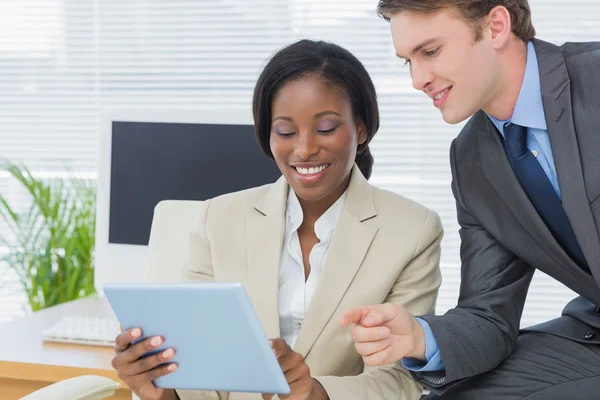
[295,131,319,160]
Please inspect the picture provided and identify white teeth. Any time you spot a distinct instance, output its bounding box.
[296,165,328,175]
[434,88,450,100]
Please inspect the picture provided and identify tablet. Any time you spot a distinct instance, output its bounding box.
[103,282,291,394]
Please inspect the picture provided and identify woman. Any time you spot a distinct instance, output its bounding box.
[111,39,443,400]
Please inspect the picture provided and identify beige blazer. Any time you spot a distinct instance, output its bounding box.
[177,164,443,400]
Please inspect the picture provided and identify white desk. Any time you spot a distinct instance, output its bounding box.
[0,296,131,399]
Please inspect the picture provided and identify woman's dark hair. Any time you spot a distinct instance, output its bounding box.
[252,39,379,180]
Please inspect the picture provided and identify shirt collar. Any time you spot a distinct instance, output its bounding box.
[487,41,547,134]
[285,188,347,240]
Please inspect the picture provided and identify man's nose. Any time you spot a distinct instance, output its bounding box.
[411,63,434,91]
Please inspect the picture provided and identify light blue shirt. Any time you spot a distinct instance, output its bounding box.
[402,318,445,371]
[402,41,560,372]
[487,41,560,198]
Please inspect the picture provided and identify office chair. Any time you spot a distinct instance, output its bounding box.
[20,375,120,400]
[22,200,203,400]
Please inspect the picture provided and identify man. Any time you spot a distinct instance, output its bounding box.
[340,1,600,398]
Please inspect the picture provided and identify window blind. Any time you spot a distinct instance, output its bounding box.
[1,0,598,324]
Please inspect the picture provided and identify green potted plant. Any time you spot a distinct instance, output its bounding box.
[0,161,97,312]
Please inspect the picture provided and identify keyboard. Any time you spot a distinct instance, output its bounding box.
[42,316,121,347]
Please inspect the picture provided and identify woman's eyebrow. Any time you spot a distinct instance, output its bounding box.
[272,116,293,122]
[313,110,341,119]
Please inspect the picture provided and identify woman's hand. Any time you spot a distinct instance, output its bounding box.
[111,327,179,400]
[262,338,329,400]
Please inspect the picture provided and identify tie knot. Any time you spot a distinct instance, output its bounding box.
[504,122,528,158]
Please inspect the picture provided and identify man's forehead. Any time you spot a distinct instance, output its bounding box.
[390,11,467,54]
[390,7,464,31]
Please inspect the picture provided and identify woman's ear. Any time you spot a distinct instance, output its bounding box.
[356,121,367,145]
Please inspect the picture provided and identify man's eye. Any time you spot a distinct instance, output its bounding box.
[425,48,439,57]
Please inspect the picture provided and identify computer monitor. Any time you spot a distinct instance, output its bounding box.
[94,110,282,294]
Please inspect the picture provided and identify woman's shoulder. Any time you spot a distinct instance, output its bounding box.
[370,185,442,229]
[204,183,274,217]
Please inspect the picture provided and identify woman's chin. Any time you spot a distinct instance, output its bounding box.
[291,187,330,203]
[286,169,349,205]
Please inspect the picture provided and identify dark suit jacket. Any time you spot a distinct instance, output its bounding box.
[416,39,600,391]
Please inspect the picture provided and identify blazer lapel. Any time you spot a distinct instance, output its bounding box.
[246,177,288,339]
[534,39,600,286]
[294,165,379,357]
[478,114,578,272]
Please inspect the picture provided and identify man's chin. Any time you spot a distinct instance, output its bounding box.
[441,109,471,125]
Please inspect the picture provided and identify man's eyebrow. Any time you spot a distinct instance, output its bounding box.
[396,38,440,59]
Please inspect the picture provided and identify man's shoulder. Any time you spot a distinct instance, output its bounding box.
[453,110,488,154]
[559,41,600,60]
[555,41,600,92]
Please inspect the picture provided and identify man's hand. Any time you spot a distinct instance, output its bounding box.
[262,338,329,400]
[339,304,426,366]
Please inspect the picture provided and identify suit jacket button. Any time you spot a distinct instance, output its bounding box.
[583,332,595,340]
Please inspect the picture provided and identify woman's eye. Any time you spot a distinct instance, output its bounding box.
[276,131,295,136]
[317,127,337,134]
[316,123,338,134]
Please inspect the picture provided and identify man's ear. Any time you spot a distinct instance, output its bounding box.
[486,5,513,49]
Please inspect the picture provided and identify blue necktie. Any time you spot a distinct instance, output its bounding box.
[503,122,588,270]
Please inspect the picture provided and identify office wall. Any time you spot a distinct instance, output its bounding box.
[1,0,599,322]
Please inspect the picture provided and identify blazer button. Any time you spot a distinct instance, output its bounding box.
[583,332,595,340]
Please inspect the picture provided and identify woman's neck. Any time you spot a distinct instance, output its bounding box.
[297,173,351,225]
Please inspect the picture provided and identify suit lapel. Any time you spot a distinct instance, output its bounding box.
[246,177,288,339]
[478,114,578,271]
[294,165,379,357]
[534,39,600,286]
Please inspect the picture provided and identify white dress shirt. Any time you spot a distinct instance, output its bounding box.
[278,188,347,348]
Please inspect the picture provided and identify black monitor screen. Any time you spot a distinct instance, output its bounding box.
[109,121,282,245]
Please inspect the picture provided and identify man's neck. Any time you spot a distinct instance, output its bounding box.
[482,40,528,121]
